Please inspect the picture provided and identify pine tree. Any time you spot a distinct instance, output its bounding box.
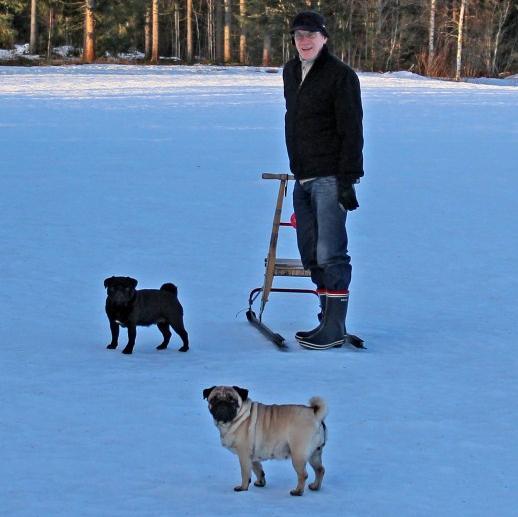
[83,0,96,63]
[30,0,38,53]
[0,0,24,48]
[224,0,232,62]
[151,0,159,62]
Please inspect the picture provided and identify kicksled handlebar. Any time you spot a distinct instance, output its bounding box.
[261,173,295,181]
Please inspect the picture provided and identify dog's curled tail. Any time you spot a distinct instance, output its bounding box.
[309,396,328,421]
[160,283,178,296]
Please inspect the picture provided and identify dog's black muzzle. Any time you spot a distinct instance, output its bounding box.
[210,400,239,423]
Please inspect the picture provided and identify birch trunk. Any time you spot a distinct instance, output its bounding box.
[455,0,466,81]
[428,0,436,73]
[47,6,53,61]
[207,0,215,61]
[492,0,511,74]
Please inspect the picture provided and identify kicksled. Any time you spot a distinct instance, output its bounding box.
[246,173,364,350]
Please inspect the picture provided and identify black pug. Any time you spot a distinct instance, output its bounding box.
[104,276,189,355]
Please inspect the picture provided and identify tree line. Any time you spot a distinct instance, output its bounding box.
[1,1,516,77]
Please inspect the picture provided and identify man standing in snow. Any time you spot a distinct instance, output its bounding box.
[283,11,364,350]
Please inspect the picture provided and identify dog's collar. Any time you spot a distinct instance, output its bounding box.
[216,401,260,458]
[216,399,253,435]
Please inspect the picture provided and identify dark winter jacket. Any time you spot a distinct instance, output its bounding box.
[283,46,364,183]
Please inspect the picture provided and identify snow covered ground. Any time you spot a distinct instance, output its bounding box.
[1,65,517,516]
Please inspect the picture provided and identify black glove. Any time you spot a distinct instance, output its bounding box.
[337,181,359,211]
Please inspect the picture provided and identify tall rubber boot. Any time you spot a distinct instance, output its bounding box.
[298,292,348,350]
[295,289,326,341]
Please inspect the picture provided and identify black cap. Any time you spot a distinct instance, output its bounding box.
[290,11,329,38]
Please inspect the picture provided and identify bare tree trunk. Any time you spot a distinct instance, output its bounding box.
[239,0,246,64]
[224,0,232,63]
[455,0,467,80]
[282,33,289,64]
[207,0,215,61]
[492,0,511,75]
[173,1,181,58]
[428,0,436,74]
[194,6,201,61]
[215,0,224,63]
[83,1,95,64]
[364,3,372,71]
[372,0,384,69]
[346,0,355,67]
[47,6,53,61]
[145,5,151,60]
[503,35,517,73]
[186,0,193,63]
[385,0,400,71]
[262,32,271,66]
[30,0,38,54]
[151,0,159,63]
[64,16,70,46]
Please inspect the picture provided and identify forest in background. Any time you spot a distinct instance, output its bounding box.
[1,1,516,77]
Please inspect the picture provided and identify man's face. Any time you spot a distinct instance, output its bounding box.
[294,30,327,61]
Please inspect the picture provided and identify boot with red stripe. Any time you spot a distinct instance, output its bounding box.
[295,288,327,341]
[298,291,348,350]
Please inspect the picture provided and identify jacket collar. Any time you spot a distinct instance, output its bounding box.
[295,45,329,86]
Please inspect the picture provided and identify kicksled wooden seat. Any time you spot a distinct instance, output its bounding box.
[246,173,319,349]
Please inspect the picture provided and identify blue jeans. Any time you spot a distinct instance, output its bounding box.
[293,176,351,291]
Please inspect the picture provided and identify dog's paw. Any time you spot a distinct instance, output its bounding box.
[106,344,117,350]
[156,344,168,350]
[178,345,189,352]
[308,482,320,491]
[233,485,249,492]
[290,488,304,496]
[121,347,133,355]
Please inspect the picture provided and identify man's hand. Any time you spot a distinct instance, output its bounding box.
[337,181,359,211]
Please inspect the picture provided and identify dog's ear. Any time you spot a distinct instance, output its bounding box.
[203,386,216,400]
[104,276,115,288]
[127,277,138,288]
[233,386,249,402]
